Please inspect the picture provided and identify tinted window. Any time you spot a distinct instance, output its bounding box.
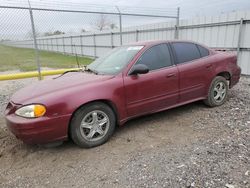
[136,44,172,71]
[197,45,209,57]
[172,42,201,64]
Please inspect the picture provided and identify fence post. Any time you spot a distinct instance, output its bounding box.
[174,7,180,39]
[42,39,45,50]
[70,36,73,54]
[46,39,49,51]
[136,30,139,42]
[51,38,53,51]
[111,32,114,48]
[116,6,123,45]
[237,18,243,64]
[93,34,97,58]
[37,39,40,50]
[56,38,58,52]
[80,35,83,56]
[62,37,65,54]
[28,1,42,80]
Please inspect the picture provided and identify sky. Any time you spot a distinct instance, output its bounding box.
[1,0,250,17]
[89,0,250,17]
[1,0,250,40]
[42,0,250,17]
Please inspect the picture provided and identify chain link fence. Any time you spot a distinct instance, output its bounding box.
[0,1,179,78]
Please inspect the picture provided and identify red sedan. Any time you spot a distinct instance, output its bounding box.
[5,40,241,148]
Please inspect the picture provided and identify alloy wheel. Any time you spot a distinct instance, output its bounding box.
[213,81,226,103]
[80,110,110,142]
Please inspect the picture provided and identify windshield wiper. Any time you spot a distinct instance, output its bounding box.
[85,67,99,75]
[54,69,82,79]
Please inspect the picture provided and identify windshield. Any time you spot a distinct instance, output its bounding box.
[87,45,144,75]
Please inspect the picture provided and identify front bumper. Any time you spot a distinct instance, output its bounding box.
[5,103,71,144]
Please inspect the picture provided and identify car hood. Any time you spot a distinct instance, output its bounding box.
[11,72,114,104]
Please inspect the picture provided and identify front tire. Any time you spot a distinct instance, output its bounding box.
[70,102,116,148]
[204,76,228,107]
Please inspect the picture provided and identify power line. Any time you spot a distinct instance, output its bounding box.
[0,0,178,17]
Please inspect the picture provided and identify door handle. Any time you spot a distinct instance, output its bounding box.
[166,73,176,78]
[206,64,213,69]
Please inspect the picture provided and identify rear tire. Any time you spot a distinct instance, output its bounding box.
[204,76,228,107]
[70,102,116,148]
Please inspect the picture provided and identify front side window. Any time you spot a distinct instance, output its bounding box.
[87,45,143,75]
[136,44,172,71]
[172,42,201,64]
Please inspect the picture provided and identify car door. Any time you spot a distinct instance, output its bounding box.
[171,42,213,103]
[123,44,179,117]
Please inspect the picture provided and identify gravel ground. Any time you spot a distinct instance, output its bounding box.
[0,74,249,188]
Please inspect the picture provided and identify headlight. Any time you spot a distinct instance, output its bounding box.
[15,104,46,118]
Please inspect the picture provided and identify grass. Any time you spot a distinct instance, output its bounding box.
[0,45,93,72]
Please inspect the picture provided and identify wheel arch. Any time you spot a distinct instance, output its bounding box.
[216,71,231,84]
[67,99,120,139]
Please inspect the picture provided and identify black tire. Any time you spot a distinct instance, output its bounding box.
[70,102,116,148]
[204,76,229,107]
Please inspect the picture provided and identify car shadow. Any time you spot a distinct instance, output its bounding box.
[115,100,206,135]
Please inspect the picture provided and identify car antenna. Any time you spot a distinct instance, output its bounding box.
[73,44,80,69]
[53,44,81,79]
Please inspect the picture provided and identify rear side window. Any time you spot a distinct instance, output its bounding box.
[197,45,209,57]
[136,44,172,71]
[172,42,201,64]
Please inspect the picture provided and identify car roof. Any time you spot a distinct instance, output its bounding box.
[127,40,210,50]
[128,40,195,46]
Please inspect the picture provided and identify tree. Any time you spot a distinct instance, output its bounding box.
[43,30,65,36]
[93,14,111,31]
[53,30,65,35]
[81,29,87,33]
[26,30,40,39]
[109,23,118,30]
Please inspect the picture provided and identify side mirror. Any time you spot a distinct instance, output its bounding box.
[129,64,149,75]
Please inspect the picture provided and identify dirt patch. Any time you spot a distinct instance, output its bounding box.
[0,76,249,188]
